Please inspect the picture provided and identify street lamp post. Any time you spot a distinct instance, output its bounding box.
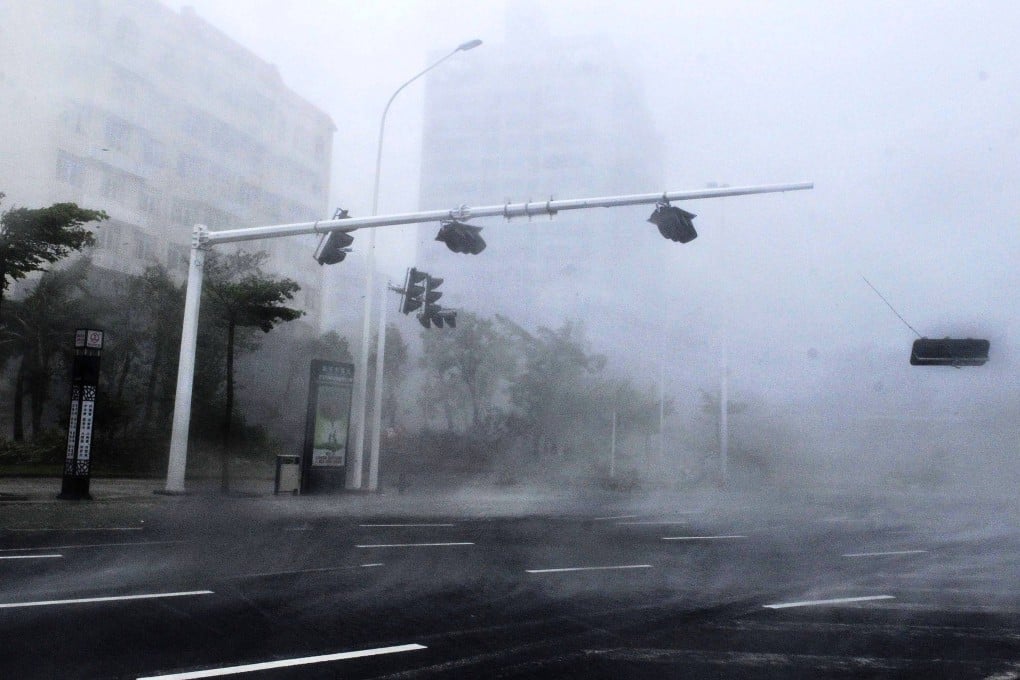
[355,39,482,491]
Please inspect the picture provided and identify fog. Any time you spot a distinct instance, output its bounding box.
[8,0,1020,495]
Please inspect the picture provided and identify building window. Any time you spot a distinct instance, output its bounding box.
[137,187,160,215]
[104,117,131,152]
[141,137,165,168]
[61,104,89,135]
[97,222,124,251]
[133,228,157,262]
[56,151,85,187]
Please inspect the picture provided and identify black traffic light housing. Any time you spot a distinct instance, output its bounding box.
[315,209,353,265]
[399,268,428,315]
[436,220,486,254]
[910,338,990,366]
[648,202,698,243]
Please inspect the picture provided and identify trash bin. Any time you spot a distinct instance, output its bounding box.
[275,455,301,495]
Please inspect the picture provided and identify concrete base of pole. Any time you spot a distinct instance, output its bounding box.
[153,489,193,497]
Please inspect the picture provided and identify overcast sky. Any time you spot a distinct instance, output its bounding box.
[161,1,1020,423]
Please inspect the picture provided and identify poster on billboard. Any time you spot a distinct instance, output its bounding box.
[306,361,354,468]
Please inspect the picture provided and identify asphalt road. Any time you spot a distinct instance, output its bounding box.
[1,487,1018,678]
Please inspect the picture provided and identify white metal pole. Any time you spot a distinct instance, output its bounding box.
[610,409,617,478]
[349,246,372,490]
[367,279,387,491]
[720,339,729,486]
[658,356,665,463]
[164,227,208,493]
[357,40,482,492]
[206,183,813,245]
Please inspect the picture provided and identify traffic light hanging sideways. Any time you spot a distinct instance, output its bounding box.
[648,202,698,243]
[315,208,354,265]
[436,220,486,254]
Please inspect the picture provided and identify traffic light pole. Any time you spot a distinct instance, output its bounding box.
[161,181,812,493]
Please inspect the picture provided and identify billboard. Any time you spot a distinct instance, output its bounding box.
[302,360,354,492]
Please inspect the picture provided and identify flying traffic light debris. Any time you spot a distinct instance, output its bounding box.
[648,202,698,243]
[436,220,486,254]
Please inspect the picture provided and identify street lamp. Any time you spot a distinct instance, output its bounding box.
[352,38,483,491]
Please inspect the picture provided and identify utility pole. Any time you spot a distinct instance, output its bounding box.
[610,409,617,478]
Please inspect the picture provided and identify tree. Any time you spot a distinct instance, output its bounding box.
[505,320,605,459]
[0,194,106,320]
[202,250,303,491]
[369,323,409,428]
[0,259,91,440]
[418,312,517,430]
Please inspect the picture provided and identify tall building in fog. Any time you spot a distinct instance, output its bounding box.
[0,0,334,328]
[417,10,666,349]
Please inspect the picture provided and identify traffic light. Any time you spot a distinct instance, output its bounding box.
[315,209,353,265]
[910,338,990,366]
[399,268,428,315]
[417,274,447,328]
[436,220,486,254]
[648,202,698,243]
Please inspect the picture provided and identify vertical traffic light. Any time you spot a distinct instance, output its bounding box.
[399,268,427,315]
[418,274,446,328]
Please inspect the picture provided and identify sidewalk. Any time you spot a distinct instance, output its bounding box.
[0,475,276,503]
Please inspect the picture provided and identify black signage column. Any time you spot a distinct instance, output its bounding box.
[59,329,103,500]
[300,360,354,494]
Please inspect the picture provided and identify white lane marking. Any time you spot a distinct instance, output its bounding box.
[820,517,869,523]
[0,590,213,609]
[228,564,383,579]
[662,535,748,541]
[0,554,62,560]
[526,564,653,574]
[355,542,473,548]
[0,540,186,553]
[283,527,311,531]
[135,643,427,679]
[7,527,144,532]
[359,526,454,530]
[617,521,689,526]
[842,550,929,558]
[593,515,639,521]
[763,595,895,610]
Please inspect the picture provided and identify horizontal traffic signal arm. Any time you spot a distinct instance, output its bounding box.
[199,183,813,246]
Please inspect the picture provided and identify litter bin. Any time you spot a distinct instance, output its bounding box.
[275,455,301,495]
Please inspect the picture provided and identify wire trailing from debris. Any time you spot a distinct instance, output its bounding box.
[861,275,923,339]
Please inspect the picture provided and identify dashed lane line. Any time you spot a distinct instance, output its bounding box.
[136,644,427,679]
[526,564,653,574]
[0,590,213,609]
[227,564,383,579]
[842,550,929,558]
[662,535,748,541]
[6,527,144,532]
[763,595,895,610]
[359,523,456,528]
[356,542,474,548]
[0,554,62,560]
[0,540,186,552]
